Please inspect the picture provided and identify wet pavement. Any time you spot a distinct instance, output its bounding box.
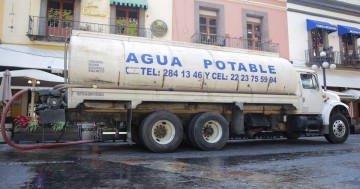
[1,135,360,189]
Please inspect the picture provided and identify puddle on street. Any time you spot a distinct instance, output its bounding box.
[1,143,359,189]
[20,158,223,189]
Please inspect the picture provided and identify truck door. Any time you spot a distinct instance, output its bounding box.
[300,73,324,114]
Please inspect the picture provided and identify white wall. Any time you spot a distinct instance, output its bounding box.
[145,0,172,41]
[287,11,309,67]
[287,3,360,69]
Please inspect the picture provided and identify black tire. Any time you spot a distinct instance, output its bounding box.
[139,111,183,153]
[188,112,229,151]
[184,113,202,149]
[283,132,301,140]
[324,113,349,144]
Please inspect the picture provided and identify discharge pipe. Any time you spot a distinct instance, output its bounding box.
[1,89,97,150]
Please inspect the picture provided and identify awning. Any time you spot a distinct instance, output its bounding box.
[327,90,357,101]
[338,25,360,37]
[0,69,64,87]
[306,19,337,33]
[110,0,148,9]
[316,69,360,89]
[0,44,64,71]
[343,89,360,100]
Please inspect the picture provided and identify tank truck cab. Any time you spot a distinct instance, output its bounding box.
[285,69,350,143]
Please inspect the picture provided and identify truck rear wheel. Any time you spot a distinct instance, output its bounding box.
[188,112,229,151]
[139,111,183,153]
[325,113,349,144]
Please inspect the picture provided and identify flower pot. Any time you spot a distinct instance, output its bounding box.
[81,123,96,140]
[13,127,60,142]
[0,123,13,143]
[58,128,80,141]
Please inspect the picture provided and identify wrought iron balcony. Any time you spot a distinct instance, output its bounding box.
[341,53,360,68]
[191,33,279,53]
[305,49,360,69]
[27,16,152,42]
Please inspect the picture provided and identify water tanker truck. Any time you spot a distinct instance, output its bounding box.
[37,31,350,152]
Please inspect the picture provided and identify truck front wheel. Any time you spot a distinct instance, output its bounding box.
[188,112,229,151]
[325,113,349,144]
[139,111,183,153]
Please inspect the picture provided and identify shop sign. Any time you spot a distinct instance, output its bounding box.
[82,1,106,17]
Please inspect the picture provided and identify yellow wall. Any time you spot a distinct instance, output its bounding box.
[0,0,4,41]
[80,0,110,25]
[1,0,172,45]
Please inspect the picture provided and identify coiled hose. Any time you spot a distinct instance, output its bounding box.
[1,89,97,150]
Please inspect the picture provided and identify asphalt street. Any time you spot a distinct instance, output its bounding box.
[1,135,360,189]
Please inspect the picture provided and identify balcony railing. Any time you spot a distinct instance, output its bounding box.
[305,49,360,69]
[341,53,360,68]
[27,16,152,41]
[191,33,279,53]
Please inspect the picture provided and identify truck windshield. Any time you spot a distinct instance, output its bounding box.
[301,74,319,90]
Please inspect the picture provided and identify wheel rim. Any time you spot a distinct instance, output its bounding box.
[202,120,222,143]
[151,120,176,144]
[332,120,346,138]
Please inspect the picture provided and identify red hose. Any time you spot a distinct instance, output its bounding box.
[1,89,96,150]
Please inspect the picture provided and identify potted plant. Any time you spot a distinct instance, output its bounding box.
[14,116,40,132]
[52,121,79,141]
[12,116,79,142]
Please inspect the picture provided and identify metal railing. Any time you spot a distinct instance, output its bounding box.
[191,33,280,53]
[305,49,360,69]
[342,53,360,68]
[305,49,339,65]
[27,16,152,41]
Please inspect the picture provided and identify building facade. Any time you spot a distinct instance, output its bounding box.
[1,0,172,48]
[287,0,360,119]
[0,0,4,42]
[0,0,172,117]
[172,0,289,58]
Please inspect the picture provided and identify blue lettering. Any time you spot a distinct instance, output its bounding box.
[126,67,131,74]
[259,65,267,73]
[172,57,182,67]
[212,73,217,79]
[126,53,139,63]
[216,61,226,70]
[142,54,153,64]
[238,63,247,72]
[228,62,236,71]
[141,67,146,75]
[204,59,212,69]
[268,65,276,74]
[156,55,168,65]
[249,64,258,73]
[205,72,210,79]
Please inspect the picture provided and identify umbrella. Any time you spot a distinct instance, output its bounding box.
[0,70,12,106]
